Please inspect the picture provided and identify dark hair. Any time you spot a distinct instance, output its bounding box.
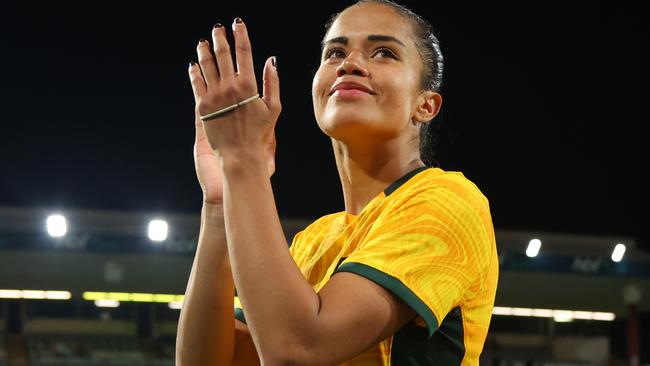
[323,0,444,167]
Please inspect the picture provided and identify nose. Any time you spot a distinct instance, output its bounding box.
[335,52,369,77]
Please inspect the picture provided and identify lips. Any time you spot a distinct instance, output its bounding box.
[329,81,373,96]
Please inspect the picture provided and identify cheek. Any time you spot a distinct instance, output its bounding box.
[382,81,411,111]
[311,67,331,112]
[311,70,323,102]
[378,74,419,125]
[393,69,419,101]
[311,70,319,95]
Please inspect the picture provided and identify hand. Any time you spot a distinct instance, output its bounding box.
[191,109,276,204]
[192,112,224,204]
[188,18,280,176]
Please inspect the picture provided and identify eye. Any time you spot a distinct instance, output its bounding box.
[373,47,397,59]
[324,48,346,60]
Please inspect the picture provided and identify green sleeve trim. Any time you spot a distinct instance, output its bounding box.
[234,307,247,324]
[334,262,439,338]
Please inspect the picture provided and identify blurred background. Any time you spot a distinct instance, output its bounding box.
[1,0,648,365]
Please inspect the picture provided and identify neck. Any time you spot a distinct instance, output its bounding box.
[332,137,424,215]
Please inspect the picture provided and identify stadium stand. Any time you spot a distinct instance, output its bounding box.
[1,205,649,365]
[150,321,177,363]
[24,318,149,366]
[1,319,6,366]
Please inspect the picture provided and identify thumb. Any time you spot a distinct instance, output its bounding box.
[262,56,281,117]
[193,111,214,155]
[194,111,205,142]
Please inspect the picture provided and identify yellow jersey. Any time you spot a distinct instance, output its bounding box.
[235,166,499,365]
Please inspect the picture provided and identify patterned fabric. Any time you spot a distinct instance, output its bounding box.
[235,167,498,365]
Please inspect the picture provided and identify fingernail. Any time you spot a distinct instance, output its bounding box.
[213,23,223,29]
[271,56,277,70]
[199,38,207,43]
[189,61,196,67]
[234,17,243,24]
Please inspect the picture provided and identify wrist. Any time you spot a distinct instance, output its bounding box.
[202,201,224,218]
[202,196,224,206]
[220,149,267,176]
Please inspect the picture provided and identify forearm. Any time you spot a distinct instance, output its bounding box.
[176,202,235,366]
[222,155,320,364]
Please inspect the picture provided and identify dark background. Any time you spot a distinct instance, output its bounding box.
[1,1,647,249]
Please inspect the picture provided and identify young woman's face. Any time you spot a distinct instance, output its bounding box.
[312,3,424,144]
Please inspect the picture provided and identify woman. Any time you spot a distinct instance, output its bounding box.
[176,1,498,365]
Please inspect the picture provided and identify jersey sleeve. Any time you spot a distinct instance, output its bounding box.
[333,176,495,339]
[234,295,246,324]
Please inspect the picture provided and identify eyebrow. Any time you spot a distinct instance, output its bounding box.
[321,34,406,51]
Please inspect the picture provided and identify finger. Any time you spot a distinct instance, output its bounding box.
[188,61,207,102]
[212,23,236,83]
[262,56,281,117]
[197,39,219,86]
[232,18,256,85]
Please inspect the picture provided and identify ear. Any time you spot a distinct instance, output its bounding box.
[412,90,442,124]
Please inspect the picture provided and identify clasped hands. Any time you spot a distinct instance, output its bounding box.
[189,17,280,176]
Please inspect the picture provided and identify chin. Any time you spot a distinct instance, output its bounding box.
[318,113,397,144]
[319,109,369,133]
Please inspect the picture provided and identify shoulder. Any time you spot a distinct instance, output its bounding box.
[378,168,495,249]
[290,211,346,253]
[295,211,346,238]
[389,167,490,211]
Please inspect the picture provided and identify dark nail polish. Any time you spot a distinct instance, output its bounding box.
[271,56,277,70]
[189,61,196,67]
[234,17,243,24]
[199,38,207,43]
[213,23,223,29]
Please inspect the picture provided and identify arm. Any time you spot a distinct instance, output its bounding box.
[177,57,238,363]
[175,203,235,366]
[178,17,279,364]
[221,157,417,365]
[191,18,416,365]
[176,202,263,366]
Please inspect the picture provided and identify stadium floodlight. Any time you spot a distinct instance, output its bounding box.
[0,289,71,300]
[0,290,22,299]
[95,299,120,308]
[21,290,46,299]
[47,214,67,237]
[531,309,553,317]
[82,291,185,304]
[493,306,615,322]
[45,291,72,300]
[611,243,626,262]
[168,301,183,310]
[572,311,593,320]
[526,238,542,258]
[512,308,533,317]
[593,312,616,321]
[148,219,168,242]
[553,310,574,322]
[491,307,513,316]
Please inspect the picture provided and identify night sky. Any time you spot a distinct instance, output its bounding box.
[1,2,648,250]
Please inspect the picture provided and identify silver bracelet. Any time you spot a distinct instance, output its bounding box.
[200,94,260,121]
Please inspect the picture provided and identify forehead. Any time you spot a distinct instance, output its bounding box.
[325,3,413,46]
